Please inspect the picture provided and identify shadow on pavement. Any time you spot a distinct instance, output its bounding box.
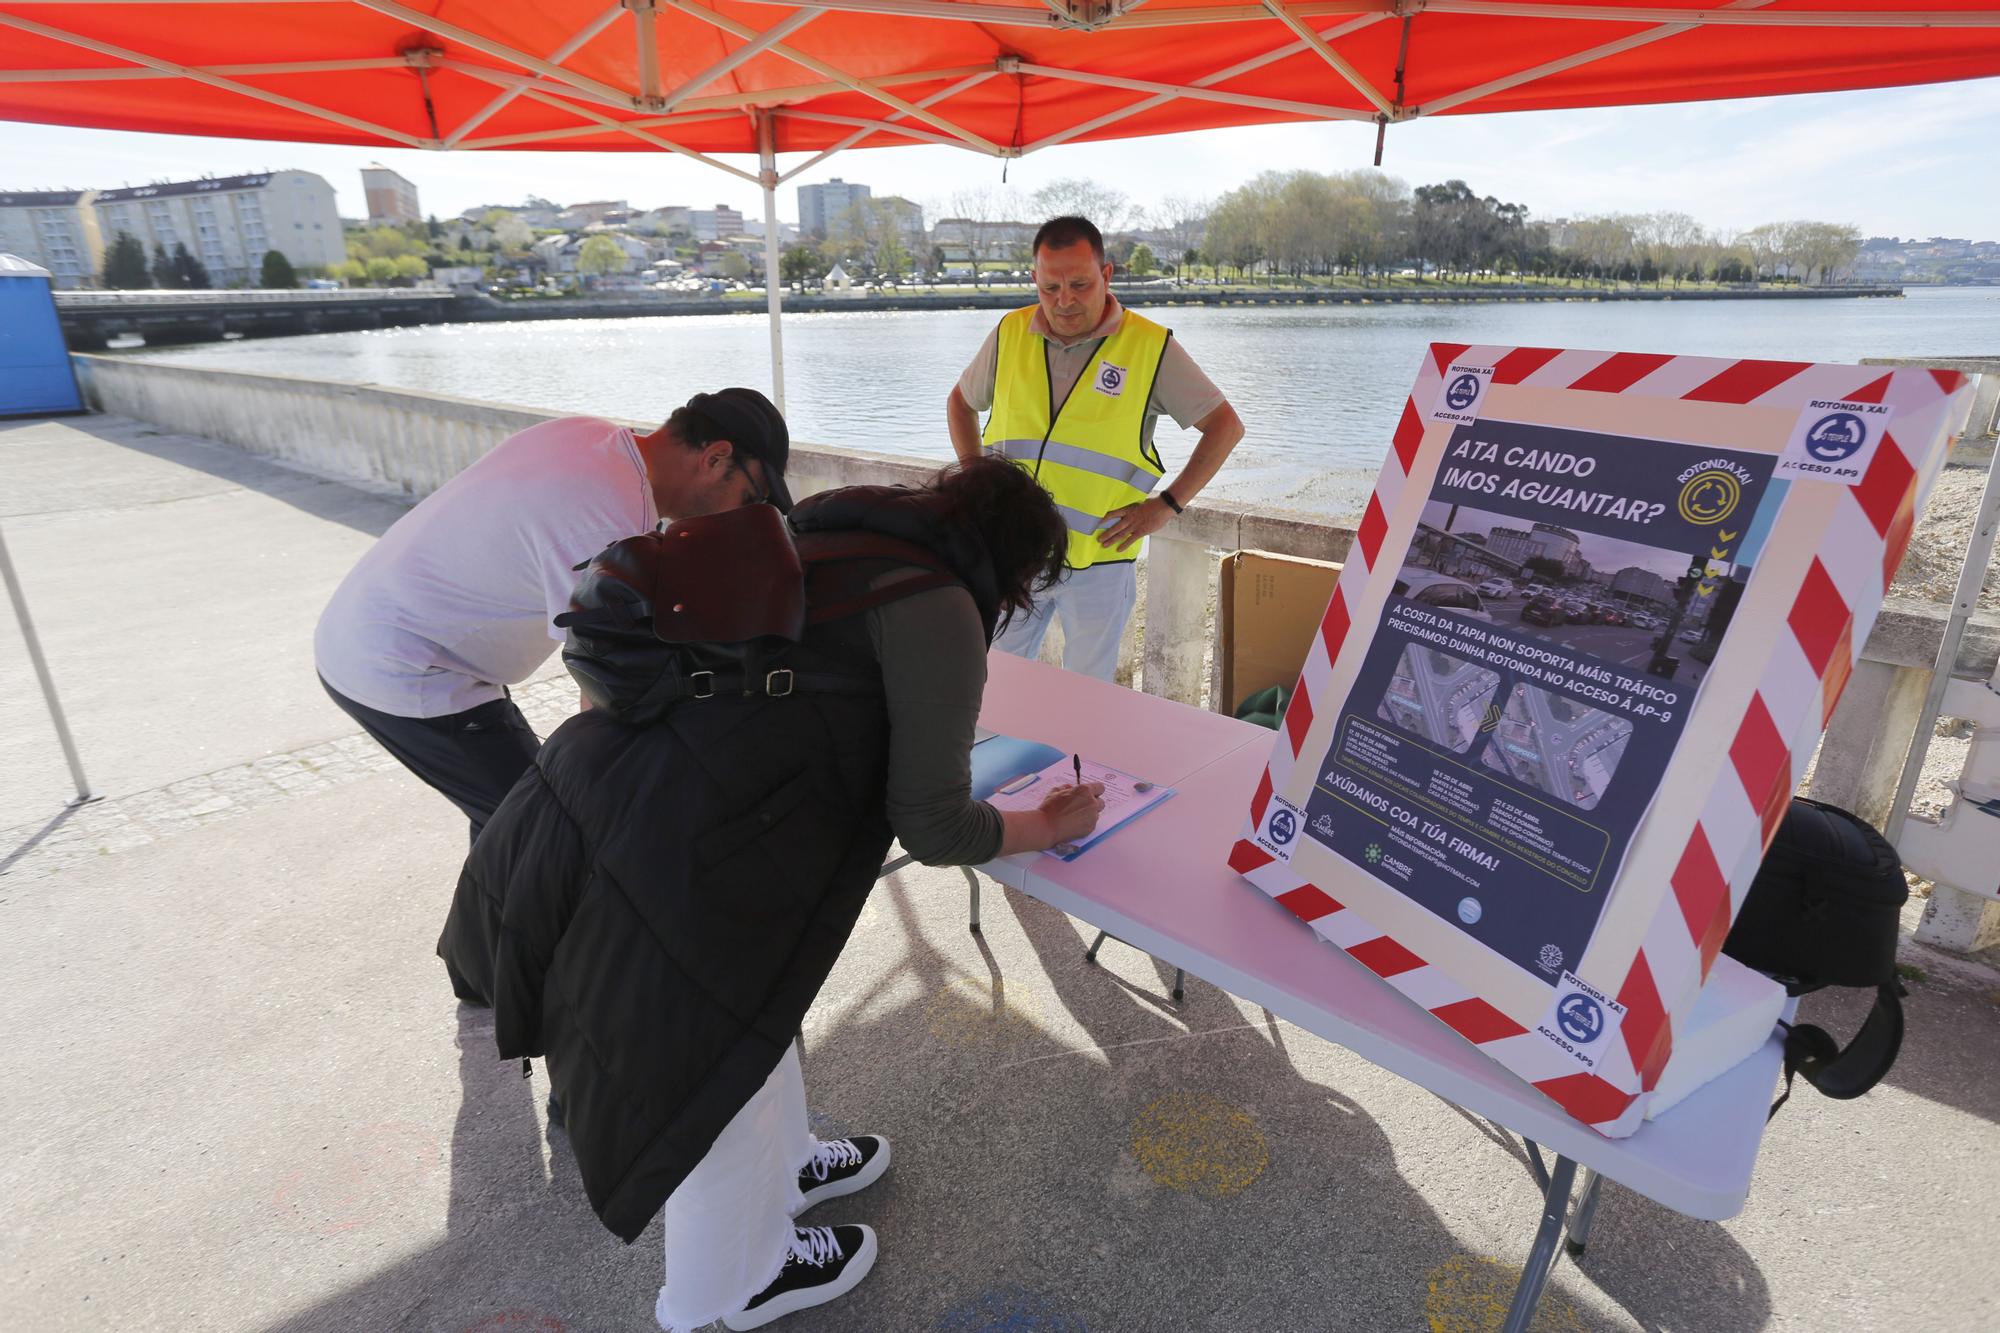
[61,413,408,539]
[1806,976,2000,1127]
[0,801,82,877]
[249,863,1778,1333]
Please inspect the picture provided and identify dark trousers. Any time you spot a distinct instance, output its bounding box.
[320,676,542,846]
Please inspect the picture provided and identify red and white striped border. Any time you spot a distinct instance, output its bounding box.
[1233,345,1968,1137]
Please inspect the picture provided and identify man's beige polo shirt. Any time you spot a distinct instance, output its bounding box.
[955,294,1227,455]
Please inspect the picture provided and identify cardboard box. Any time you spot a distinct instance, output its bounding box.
[1216,549,1342,717]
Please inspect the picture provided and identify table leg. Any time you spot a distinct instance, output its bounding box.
[1083,932,1185,1005]
[1564,1168,1605,1257]
[1499,1153,1577,1333]
[965,866,982,934]
[1520,1136,1551,1193]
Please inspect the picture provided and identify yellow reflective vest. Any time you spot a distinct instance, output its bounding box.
[981,304,1172,569]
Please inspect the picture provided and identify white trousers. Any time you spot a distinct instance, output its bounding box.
[654,1041,815,1332]
[992,560,1139,683]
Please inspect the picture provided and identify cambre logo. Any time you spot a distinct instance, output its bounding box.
[1094,362,1128,397]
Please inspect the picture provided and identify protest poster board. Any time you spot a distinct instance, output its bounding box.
[1231,345,1976,1137]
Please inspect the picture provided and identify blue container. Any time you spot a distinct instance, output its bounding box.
[0,253,85,418]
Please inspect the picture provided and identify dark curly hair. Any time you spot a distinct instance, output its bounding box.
[929,455,1069,631]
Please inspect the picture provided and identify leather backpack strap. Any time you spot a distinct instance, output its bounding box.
[796,530,963,626]
[807,571,960,625]
[1768,980,1906,1118]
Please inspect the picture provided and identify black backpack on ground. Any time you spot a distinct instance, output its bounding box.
[1723,797,1909,1115]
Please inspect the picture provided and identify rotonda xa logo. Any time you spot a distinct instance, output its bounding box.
[1268,807,1297,846]
[1556,992,1606,1045]
[1805,411,1869,462]
[1444,373,1483,412]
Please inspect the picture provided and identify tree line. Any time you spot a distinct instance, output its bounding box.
[1187,170,1864,286]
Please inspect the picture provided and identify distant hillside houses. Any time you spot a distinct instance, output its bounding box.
[1853,236,2000,285]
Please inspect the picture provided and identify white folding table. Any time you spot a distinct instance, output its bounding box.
[958,652,1788,1331]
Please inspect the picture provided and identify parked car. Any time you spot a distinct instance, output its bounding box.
[1595,606,1626,626]
[1476,578,1516,598]
[1393,573,1493,621]
[1564,601,1595,624]
[1679,625,1706,642]
[1522,596,1567,627]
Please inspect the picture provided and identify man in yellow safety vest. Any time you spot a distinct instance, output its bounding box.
[946,215,1244,682]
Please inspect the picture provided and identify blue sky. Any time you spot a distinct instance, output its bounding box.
[7,75,1999,239]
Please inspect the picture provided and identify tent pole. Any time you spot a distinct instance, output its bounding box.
[0,521,92,804]
[757,110,786,413]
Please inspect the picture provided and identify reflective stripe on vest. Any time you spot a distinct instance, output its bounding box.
[980,304,1171,569]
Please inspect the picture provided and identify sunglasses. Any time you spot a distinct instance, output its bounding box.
[731,453,771,506]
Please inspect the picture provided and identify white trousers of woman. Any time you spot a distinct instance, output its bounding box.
[653,1041,815,1332]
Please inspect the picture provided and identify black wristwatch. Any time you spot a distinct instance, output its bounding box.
[1159,488,1183,514]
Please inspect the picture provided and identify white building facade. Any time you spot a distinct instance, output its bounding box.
[0,189,104,288]
[93,171,343,287]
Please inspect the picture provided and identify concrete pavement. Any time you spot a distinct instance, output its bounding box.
[4,414,1998,1332]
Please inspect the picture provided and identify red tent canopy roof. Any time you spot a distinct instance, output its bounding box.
[3,1,2000,173]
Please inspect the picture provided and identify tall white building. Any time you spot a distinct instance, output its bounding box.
[797,178,870,237]
[93,171,343,286]
[0,189,104,288]
[361,163,421,226]
[688,204,745,242]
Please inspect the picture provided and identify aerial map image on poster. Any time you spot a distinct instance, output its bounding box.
[1376,644,1502,754]
[1481,682,1634,813]
[1302,419,1780,982]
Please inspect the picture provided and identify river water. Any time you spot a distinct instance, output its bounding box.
[130,286,2000,518]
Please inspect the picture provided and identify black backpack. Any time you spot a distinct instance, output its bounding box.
[1723,797,1909,1115]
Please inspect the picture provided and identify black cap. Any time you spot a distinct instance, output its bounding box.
[685,387,793,513]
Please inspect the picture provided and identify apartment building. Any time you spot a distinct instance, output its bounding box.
[0,189,105,288]
[93,170,343,286]
[797,178,871,237]
[361,163,422,226]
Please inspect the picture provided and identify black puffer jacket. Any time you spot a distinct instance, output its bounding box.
[438,485,1000,1242]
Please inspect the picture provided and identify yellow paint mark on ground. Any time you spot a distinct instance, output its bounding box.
[1425,1253,1586,1333]
[1128,1091,1268,1198]
[924,977,1045,1048]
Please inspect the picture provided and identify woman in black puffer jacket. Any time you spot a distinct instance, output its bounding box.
[439,456,1104,1331]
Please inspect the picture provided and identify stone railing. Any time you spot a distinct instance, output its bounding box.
[70,351,2000,941]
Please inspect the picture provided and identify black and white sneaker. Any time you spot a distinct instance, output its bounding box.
[721,1224,877,1330]
[795,1135,891,1214]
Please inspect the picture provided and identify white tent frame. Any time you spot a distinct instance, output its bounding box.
[6,0,2000,408]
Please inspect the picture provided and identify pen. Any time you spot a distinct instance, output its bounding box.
[1073,753,1083,788]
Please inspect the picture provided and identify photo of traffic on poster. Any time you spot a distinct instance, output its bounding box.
[1303,419,1779,982]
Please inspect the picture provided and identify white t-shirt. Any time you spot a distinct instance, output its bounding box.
[315,415,658,718]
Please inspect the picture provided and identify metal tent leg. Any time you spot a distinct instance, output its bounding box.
[964,866,981,934]
[1,521,92,804]
[756,111,786,414]
[1565,1168,1605,1257]
[1083,930,1184,1002]
[1500,1153,1579,1333]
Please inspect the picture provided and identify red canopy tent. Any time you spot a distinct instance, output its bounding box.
[6,0,2000,404]
[7,1,2000,786]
